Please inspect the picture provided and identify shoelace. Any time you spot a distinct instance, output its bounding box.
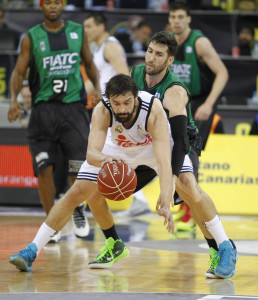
[209,254,219,271]
[97,243,114,262]
[73,206,86,227]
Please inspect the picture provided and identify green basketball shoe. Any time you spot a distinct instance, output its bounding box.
[89,237,130,269]
[205,247,220,279]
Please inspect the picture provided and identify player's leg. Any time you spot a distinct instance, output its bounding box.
[116,165,157,217]
[37,165,56,214]
[61,102,90,238]
[77,160,130,269]
[27,102,58,215]
[9,179,96,272]
[176,172,237,278]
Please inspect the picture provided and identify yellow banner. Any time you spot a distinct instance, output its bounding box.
[107,134,258,215]
[199,134,258,215]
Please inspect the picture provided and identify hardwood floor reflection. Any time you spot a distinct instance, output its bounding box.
[1,213,258,296]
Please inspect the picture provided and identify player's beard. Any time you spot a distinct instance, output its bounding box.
[114,100,136,124]
[145,60,168,75]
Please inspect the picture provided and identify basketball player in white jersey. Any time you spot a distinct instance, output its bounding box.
[83,12,129,92]
[84,12,150,217]
[9,74,180,271]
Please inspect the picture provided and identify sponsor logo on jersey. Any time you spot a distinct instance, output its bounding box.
[70,32,79,39]
[115,125,123,133]
[115,134,152,147]
[154,92,160,99]
[186,46,192,53]
[43,53,79,71]
[171,63,191,82]
[40,41,46,51]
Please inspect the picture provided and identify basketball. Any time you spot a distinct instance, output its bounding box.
[97,161,137,201]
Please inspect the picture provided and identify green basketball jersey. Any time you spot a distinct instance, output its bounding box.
[170,30,214,97]
[131,64,201,154]
[28,21,86,105]
[131,64,195,126]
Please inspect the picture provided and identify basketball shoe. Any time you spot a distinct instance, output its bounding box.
[9,243,37,272]
[205,247,220,279]
[48,231,61,243]
[89,237,130,269]
[215,240,238,278]
[72,203,90,238]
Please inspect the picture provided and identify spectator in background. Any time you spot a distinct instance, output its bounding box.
[115,20,152,55]
[238,25,254,56]
[0,8,7,29]
[0,8,20,50]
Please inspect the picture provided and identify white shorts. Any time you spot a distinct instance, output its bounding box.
[77,143,193,182]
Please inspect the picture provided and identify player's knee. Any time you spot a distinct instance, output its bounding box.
[178,172,195,190]
[177,173,201,202]
[38,165,53,178]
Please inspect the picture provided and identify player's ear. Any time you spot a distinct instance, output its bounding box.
[168,56,174,66]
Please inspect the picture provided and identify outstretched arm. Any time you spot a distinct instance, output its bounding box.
[147,98,175,233]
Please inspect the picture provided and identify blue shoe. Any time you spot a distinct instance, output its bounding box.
[215,240,237,278]
[9,243,37,272]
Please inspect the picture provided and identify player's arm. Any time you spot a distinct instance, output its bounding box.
[8,34,31,122]
[195,37,229,120]
[81,31,101,106]
[104,42,130,75]
[147,98,174,233]
[163,85,189,180]
[86,102,110,167]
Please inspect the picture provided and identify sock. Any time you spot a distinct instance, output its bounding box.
[102,225,119,241]
[32,222,57,255]
[205,237,219,251]
[202,214,229,248]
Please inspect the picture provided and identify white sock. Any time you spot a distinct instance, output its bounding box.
[32,222,57,255]
[203,214,230,247]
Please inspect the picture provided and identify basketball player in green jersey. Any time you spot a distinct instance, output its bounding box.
[8,0,101,240]
[168,1,228,150]
[131,31,237,279]
[168,0,229,268]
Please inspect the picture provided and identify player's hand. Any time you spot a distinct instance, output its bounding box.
[156,197,174,233]
[91,89,102,106]
[194,102,213,121]
[101,156,127,168]
[8,101,24,123]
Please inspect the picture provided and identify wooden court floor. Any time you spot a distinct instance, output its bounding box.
[1,207,258,300]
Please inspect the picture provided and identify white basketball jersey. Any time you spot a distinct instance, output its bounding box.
[77,91,193,181]
[102,91,156,149]
[93,36,126,93]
